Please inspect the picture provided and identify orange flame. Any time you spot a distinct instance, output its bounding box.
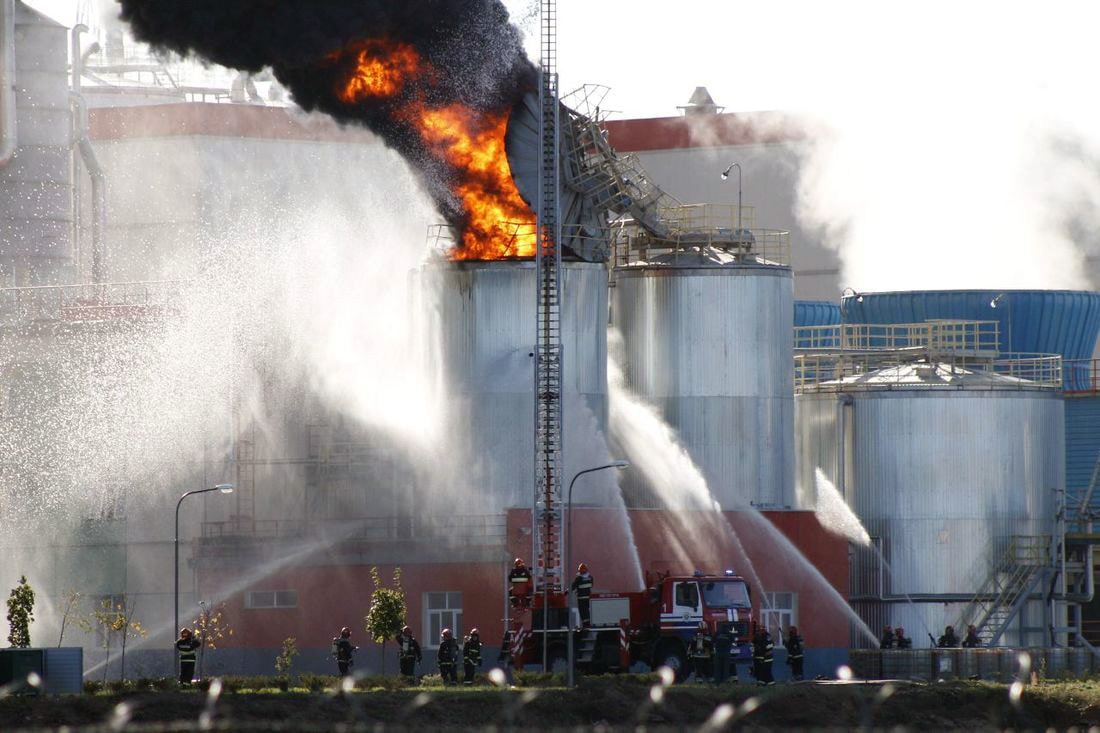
[334,39,536,259]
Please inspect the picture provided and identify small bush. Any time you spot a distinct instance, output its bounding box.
[298,673,338,692]
[83,679,103,695]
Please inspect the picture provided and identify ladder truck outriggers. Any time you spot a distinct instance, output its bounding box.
[503,569,756,679]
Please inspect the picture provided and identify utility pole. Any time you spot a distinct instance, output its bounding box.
[533,0,564,673]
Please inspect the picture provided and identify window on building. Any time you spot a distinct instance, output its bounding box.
[424,592,462,649]
[246,590,298,609]
[763,591,797,633]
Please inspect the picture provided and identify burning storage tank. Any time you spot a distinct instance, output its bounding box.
[611,207,795,509]
[794,321,1064,644]
[0,1,72,284]
[423,259,610,512]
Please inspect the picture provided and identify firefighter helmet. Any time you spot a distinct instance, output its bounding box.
[578,562,588,573]
[514,558,525,568]
[442,628,453,639]
[788,625,798,635]
[340,627,351,638]
[698,621,707,631]
[179,628,191,638]
[402,625,411,635]
[469,628,479,637]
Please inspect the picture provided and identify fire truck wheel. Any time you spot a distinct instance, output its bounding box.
[654,642,687,683]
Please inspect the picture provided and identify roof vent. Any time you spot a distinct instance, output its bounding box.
[678,86,723,116]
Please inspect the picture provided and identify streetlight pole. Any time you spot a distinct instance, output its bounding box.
[174,484,234,670]
[720,162,743,240]
[565,460,629,688]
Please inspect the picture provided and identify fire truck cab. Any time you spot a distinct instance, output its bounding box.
[505,570,754,680]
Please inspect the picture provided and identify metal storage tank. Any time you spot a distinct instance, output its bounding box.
[613,250,794,508]
[841,290,1100,389]
[0,2,72,284]
[796,359,1064,645]
[424,259,610,512]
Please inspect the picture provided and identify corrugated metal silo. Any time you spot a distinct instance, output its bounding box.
[0,2,72,284]
[425,260,609,512]
[796,338,1064,644]
[614,251,794,508]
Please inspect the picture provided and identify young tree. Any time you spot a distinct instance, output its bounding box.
[192,601,233,679]
[57,589,83,647]
[275,637,299,675]
[364,567,406,675]
[6,575,35,648]
[90,596,146,681]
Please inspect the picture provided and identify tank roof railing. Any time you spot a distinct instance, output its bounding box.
[795,320,1001,357]
[612,210,791,268]
[199,513,507,544]
[794,351,1064,393]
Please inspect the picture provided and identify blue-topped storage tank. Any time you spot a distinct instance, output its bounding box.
[841,290,1100,389]
[794,300,841,328]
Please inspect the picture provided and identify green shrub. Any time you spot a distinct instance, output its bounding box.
[83,679,103,695]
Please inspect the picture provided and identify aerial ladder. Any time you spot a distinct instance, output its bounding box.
[532,0,564,655]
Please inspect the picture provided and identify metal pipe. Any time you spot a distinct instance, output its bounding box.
[175,484,233,677]
[70,91,106,282]
[564,461,629,688]
[0,0,16,169]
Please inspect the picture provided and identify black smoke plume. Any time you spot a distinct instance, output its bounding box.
[117,0,537,237]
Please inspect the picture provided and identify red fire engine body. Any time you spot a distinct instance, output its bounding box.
[504,571,755,677]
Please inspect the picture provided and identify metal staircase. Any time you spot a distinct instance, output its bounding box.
[957,535,1050,645]
[532,0,564,596]
[575,628,598,664]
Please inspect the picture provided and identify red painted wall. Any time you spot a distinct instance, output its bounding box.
[199,510,848,650]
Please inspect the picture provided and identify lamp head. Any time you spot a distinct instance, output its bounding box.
[612,460,630,469]
[720,163,736,180]
[215,483,235,494]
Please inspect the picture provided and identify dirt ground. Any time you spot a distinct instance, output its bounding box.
[4,677,1100,731]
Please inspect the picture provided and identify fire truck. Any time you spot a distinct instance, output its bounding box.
[504,570,755,679]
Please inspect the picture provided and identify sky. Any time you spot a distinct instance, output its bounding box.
[23,0,1100,290]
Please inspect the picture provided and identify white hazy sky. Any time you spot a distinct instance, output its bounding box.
[24,0,1100,289]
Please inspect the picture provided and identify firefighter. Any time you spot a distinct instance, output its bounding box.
[175,627,201,685]
[895,627,912,649]
[752,627,775,686]
[462,628,483,684]
[712,621,736,684]
[937,625,960,648]
[785,626,804,681]
[437,628,459,684]
[879,625,895,649]
[961,624,981,648]
[332,627,357,677]
[571,562,594,627]
[397,625,422,680]
[689,621,714,682]
[509,558,533,609]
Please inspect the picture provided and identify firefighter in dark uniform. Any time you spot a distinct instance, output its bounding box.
[175,628,201,685]
[713,621,736,684]
[752,627,775,685]
[437,628,459,684]
[397,625,422,679]
[961,625,981,648]
[509,558,533,609]
[332,627,357,677]
[689,621,714,682]
[785,626,804,681]
[895,627,912,649]
[571,563,594,627]
[937,625,960,648]
[879,625,895,649]
[462,628,482,684]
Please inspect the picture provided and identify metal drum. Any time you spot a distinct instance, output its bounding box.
[797,372,1064,642]
[613,256,794,509]
[424,259,610,512]
[0,3,71,283]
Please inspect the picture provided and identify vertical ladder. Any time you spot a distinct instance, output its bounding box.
[532,0,564,595]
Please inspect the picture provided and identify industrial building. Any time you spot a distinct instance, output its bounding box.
[1,0,1099,683]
